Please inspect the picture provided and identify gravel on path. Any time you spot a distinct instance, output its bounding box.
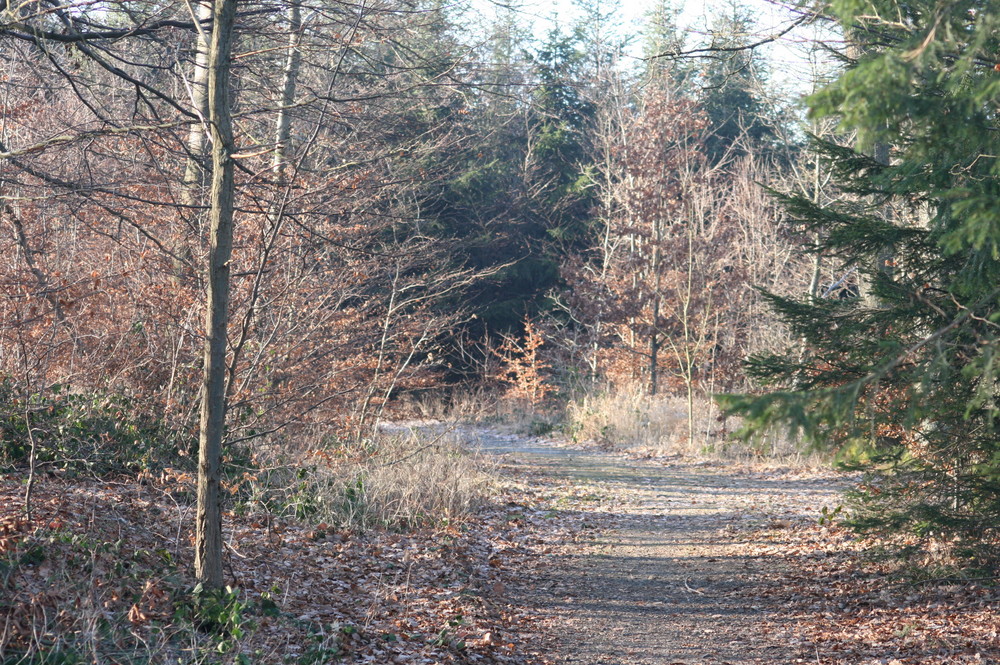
[468,427,849,665]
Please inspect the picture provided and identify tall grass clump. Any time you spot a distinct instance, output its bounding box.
[563,384,808,462]
[563,387,695,452]
[398,387,505,424]
[289,429,494,530]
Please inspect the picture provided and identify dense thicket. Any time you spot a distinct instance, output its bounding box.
[0,0,474,441]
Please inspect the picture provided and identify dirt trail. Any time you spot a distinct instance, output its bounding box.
[466,426,849,665]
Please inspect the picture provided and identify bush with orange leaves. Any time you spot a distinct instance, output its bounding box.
[494,318,556,408]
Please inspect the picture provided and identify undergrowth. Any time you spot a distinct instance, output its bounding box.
[0,379,496,664]
[270,429,494,530]
[536,385,823,465]
[0,376,493,531]
[401,383,818,465]
[0,379,193,477]
[0,520,257,664]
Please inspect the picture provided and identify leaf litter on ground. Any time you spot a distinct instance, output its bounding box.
[0,463,579,664]
[2,426,999,664]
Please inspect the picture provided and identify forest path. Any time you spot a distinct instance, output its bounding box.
[464,426,849,665]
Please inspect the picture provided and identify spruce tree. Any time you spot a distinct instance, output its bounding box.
[530,21,597,247]
[694,3,777,165]
[721,0,1000,569]
[640,0,690,83]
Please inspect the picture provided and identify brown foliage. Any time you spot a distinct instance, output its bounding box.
[557,85,746,395]
[0,10,469,442]
[494,317,556,407]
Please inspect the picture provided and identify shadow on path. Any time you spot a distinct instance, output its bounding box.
[469,427,847,665]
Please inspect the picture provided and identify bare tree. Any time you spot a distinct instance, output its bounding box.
[0,0,480,586]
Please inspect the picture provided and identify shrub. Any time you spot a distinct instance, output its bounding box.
[563,384,808,461]
[0,378,193,476]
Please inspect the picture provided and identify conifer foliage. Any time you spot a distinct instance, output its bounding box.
[722,0,1000,567]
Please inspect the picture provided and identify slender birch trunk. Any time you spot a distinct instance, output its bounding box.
[807,133,823,298]
[182,0,212,208]
[272,1,301,178]
[171,0,213,287]
[649,210,661,397]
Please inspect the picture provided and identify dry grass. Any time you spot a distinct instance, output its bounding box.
[291,428,496,530]
[390,385,827,468]
[561,385,826,466]
[396,387,505,424]
[396,388,565,438]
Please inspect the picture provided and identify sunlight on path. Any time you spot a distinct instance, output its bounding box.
[469,426,848,665]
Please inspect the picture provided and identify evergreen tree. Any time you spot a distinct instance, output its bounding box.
[431,19,598,341]
[722,0,1000,568]
[412,7,561,366]
[693,3,777,164]
[529,21,597,247]
[640,0,689,83]
[572,0,630,85]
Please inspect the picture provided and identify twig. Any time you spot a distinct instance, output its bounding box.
[648,14,814,61]
[820,266,858,298]
[23,406,38,522]
[224,540,249,559]
[683,578,705,595]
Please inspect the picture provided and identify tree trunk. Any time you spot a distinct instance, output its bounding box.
[196,0,237,590]
[272,2,302,177]
[174,0,213,283]
[649,202,663,396]
[807,140,823,298]
[649,304,659,396]
[182,0,212,206]
[858,139,893,307]
[846,38,894,306]
[872,139,894,282]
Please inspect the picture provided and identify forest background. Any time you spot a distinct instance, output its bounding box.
[4,0,834,439]
[6,0,1000,658]
[0,0,825,498]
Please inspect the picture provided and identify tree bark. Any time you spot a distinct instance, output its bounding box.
[649,186,663,397]
[182,0,212,206]
[195,0,237,589]
[846,36,894,306]
[174,0,213,283]
[272,1,301,177]
[649,275,660,396]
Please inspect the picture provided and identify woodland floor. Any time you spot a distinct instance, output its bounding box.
[2,425,1000,664]
[465,426,1000,665]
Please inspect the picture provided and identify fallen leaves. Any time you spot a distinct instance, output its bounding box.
[127,603,147,625]
[0,468,569,664]
[4,428,1000,665]
[702,515,1000,663]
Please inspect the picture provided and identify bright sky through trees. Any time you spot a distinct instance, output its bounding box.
[495,0,839,95]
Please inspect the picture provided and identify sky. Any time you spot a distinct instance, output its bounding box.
[478,0,843,98]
